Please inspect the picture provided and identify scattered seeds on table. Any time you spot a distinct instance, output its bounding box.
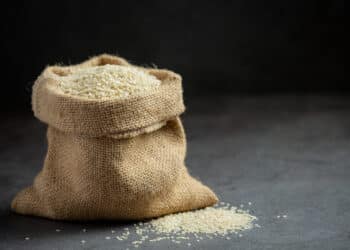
[25,202,259,248]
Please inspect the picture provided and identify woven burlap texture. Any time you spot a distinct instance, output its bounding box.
[11,54,218,220]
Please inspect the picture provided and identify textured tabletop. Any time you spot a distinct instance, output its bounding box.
[1,95,350,250]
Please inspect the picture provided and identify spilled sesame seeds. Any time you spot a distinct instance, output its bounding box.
[22,202,262,248]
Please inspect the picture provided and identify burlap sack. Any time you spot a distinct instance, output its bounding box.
[11,54,218,220]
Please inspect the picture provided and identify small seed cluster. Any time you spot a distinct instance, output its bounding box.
[57,64,161,99]
[276,214,288,219]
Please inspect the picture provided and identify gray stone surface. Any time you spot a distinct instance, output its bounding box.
[1,95,350,250]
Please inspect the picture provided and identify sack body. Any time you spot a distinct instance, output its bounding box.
[11,54,218,220]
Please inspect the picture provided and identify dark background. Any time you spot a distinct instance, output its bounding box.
[1,1,349,250]
[1,0,346,113]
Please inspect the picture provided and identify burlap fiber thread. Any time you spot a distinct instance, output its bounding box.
[11,54,218,220]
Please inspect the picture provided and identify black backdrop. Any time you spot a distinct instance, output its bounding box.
[2,0,346,112]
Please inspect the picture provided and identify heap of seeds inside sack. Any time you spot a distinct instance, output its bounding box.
[58,64,161,99]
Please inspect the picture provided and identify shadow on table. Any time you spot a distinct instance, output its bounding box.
[0,208,135,243]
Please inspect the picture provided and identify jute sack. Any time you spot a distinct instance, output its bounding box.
[11,54,218,220]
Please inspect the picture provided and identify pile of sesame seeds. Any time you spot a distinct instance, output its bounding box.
[149,203,256,235]
[122,202,258,248]
[57,64,161,99]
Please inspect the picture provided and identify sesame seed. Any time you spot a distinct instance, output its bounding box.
[24,237,30,240]
[81,240,86,244]
[105,236,111,240]
[55,229,61,232]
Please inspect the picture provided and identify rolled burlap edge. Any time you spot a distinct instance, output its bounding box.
[32,54,185,137]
